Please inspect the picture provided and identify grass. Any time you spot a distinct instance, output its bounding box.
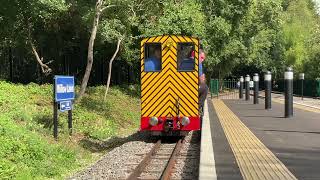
[0,81,141,179]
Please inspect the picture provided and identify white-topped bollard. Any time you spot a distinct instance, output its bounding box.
[239,76,244,99]
[245,75,250,101]
[299,73,305,100]
[264,71,272,110]
[285,67,293,118]
[253,73,259,104]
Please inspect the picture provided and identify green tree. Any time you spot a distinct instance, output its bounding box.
[303,22,320,78]
[0,0,69,75]
[203,0,251,78]
[77,0,134,100]
[282,0,318,72]
[140,0,205,38]
[203,0,285,79]
[241,0,285,77]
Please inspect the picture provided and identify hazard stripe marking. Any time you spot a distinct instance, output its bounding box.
[141,35,199,117]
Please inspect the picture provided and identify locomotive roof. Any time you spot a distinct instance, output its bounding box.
[141,35,199,40]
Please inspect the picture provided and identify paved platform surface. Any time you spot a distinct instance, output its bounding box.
[259,91,320,111]
[205,98,320,180]
[270,92,320,108]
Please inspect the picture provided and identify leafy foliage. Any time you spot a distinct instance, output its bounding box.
[0,0,69,44]
[141,0,205,37]
[0,0,320,82]
[0,115,76,179]
[0,81,140,179]
[282,0,320,78]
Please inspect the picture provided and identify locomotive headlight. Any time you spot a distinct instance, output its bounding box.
[149,117,158,126]
[181,117,190,126]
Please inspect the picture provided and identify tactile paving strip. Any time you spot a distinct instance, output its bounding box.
[212,99,297,180]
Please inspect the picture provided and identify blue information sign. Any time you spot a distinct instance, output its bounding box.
[54,76,75,102]
[59,100,72,112]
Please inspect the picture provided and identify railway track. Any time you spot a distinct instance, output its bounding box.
[126,138,184,180]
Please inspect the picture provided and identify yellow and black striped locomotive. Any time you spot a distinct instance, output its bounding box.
[140,35,201,136]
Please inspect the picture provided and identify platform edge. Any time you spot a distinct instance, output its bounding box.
[199,100,217,180]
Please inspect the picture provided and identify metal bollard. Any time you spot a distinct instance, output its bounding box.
[235,79,237,99]
[285,67,294,118]
[228,79,230,99]
[253,73,259,104]
[245,75,250,101]
[264,71,272,109]
[299,73,304,100]
[239,76,244,99]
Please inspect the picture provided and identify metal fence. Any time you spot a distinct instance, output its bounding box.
[210,79,240,99]
[210,78,320,99]
[273,79,320,97]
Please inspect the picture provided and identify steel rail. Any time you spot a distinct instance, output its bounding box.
[160,139,183,180]
[127,140,161,180]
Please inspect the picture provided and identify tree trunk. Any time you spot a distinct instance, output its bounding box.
[27,23,52,76]
[77,0,103,101]
[9,47,13,82]
[104,38,122,101]
[29,40,52,75]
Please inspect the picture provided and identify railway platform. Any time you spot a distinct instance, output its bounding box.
[199,97,320,180]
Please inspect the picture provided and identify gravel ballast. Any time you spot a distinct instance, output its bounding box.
[69,133,154,180]
[69,131,200,180]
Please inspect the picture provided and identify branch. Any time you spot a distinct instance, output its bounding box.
[128,1,148,17]
[100,4,116,12]
[45,60,54,65]
[96,0,104,9]
[128,4,136,17]
[130,35,145,39]
[30,41,52,75]
[104,37,123,100]
[27,24,52,75]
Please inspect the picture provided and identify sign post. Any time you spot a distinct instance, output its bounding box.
[53,76,75,139]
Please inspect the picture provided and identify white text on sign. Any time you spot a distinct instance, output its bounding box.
[56,84,74,93]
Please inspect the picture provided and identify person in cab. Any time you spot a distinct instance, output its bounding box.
[145,45,161,72]
[178,45,208,110]
[178,46,195,71]
[198,48,208,110]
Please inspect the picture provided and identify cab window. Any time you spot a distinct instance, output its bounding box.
[144,43,161,72]
[177,43,195,71]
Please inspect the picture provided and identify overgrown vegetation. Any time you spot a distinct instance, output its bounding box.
[0,81,140,179]
[1,0,319,86]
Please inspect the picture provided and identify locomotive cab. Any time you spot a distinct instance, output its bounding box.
[140,35,201,136]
